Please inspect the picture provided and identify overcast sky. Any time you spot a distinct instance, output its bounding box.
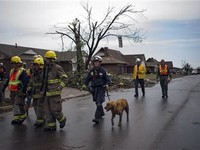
[0,0,200,68]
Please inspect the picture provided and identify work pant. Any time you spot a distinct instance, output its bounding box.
[33,98,45,124]
[10,91,27,122]
[134,79,145,96]
[45,95,65,129]
[25,97,32,112]
[95,102,104,119]
[160,76,168,96]
[0,81,5,102]
[92,87,105,119]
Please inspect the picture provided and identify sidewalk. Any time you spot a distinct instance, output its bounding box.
[0,87,89,114]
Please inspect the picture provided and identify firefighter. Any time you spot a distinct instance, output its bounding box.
[156,59,172,98]
[42,50,68,132]
[83,55,111,124]
[133,58,146,97]
[3,56,28,125]
[0,63,6,103]
[24,62,33,114]
[27,57,45,128]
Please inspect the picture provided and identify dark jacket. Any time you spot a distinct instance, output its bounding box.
[84,66,111,102]
[84,66,111,87]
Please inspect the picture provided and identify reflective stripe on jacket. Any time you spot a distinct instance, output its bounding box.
[159,65,168,75]
[8,68,23,91]
[133,64,146,79]
[27,69,44,99]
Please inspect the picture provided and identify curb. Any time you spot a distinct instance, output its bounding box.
[0,105,13,114]
[0,92,90,114]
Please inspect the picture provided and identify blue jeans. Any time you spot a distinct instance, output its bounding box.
[134,79,145,96]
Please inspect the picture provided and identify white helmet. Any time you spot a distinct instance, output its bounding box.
[136,58,141,63]
[92,55,102,62]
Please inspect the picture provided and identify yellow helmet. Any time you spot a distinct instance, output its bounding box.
[44,50,57,60]
[11,56,22,64]
[33,57,44,68]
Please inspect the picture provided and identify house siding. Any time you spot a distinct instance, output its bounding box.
[101,64,127,74]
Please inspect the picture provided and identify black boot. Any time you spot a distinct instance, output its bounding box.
[60,117,67,129]
[34,122,44,128]
[11,120,23,125]
[43,127,56,132]
[92,118,99,124]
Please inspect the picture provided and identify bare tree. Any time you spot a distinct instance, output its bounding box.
[182,60,193,75]
[49,3,145,69]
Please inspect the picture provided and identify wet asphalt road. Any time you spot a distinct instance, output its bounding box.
[0,75,200,150]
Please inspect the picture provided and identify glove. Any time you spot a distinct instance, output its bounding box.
[82,85,87,90]
[55,98,63,103]
[104,84,109,90]
[167,78,171,83]
[40,91,45,96]
[56,85,63,91]
[26,91,32,99]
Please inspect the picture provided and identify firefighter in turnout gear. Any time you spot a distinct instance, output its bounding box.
[3,56,28,125]
[83,55,111,124]
[156,59,172,98]
[42,50,68,132]
[24,62,33,114]
[27,57,45,128]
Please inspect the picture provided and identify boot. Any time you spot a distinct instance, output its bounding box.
[34,122,44,128]
[92,118,99,124]
[43,127,56,132]
[60,117,67,129]
[11,120,23,125]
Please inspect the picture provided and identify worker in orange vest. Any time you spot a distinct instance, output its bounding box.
[3,56,28,125]
[156,59,172,98]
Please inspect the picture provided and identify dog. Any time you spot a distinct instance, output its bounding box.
[104,99,129,126]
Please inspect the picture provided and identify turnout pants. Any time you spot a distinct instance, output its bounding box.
[45,95,65,129]
[10,91,27,122]
[33,98,45,124]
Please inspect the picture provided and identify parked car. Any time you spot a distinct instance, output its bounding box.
[191,69,198,75]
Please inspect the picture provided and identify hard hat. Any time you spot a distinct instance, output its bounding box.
[44,50,57,60]
[0,63,3,66]
[11,56,23,64]
[92,55,102,62]
[136,58,141,63]
[33,57,44,68]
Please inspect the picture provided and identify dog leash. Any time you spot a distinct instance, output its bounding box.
[106,88,110,101]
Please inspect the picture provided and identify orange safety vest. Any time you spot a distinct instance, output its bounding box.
[8,68,23,91]
[159,65,168,75]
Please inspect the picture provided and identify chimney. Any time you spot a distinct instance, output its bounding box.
[15,43,17,48]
